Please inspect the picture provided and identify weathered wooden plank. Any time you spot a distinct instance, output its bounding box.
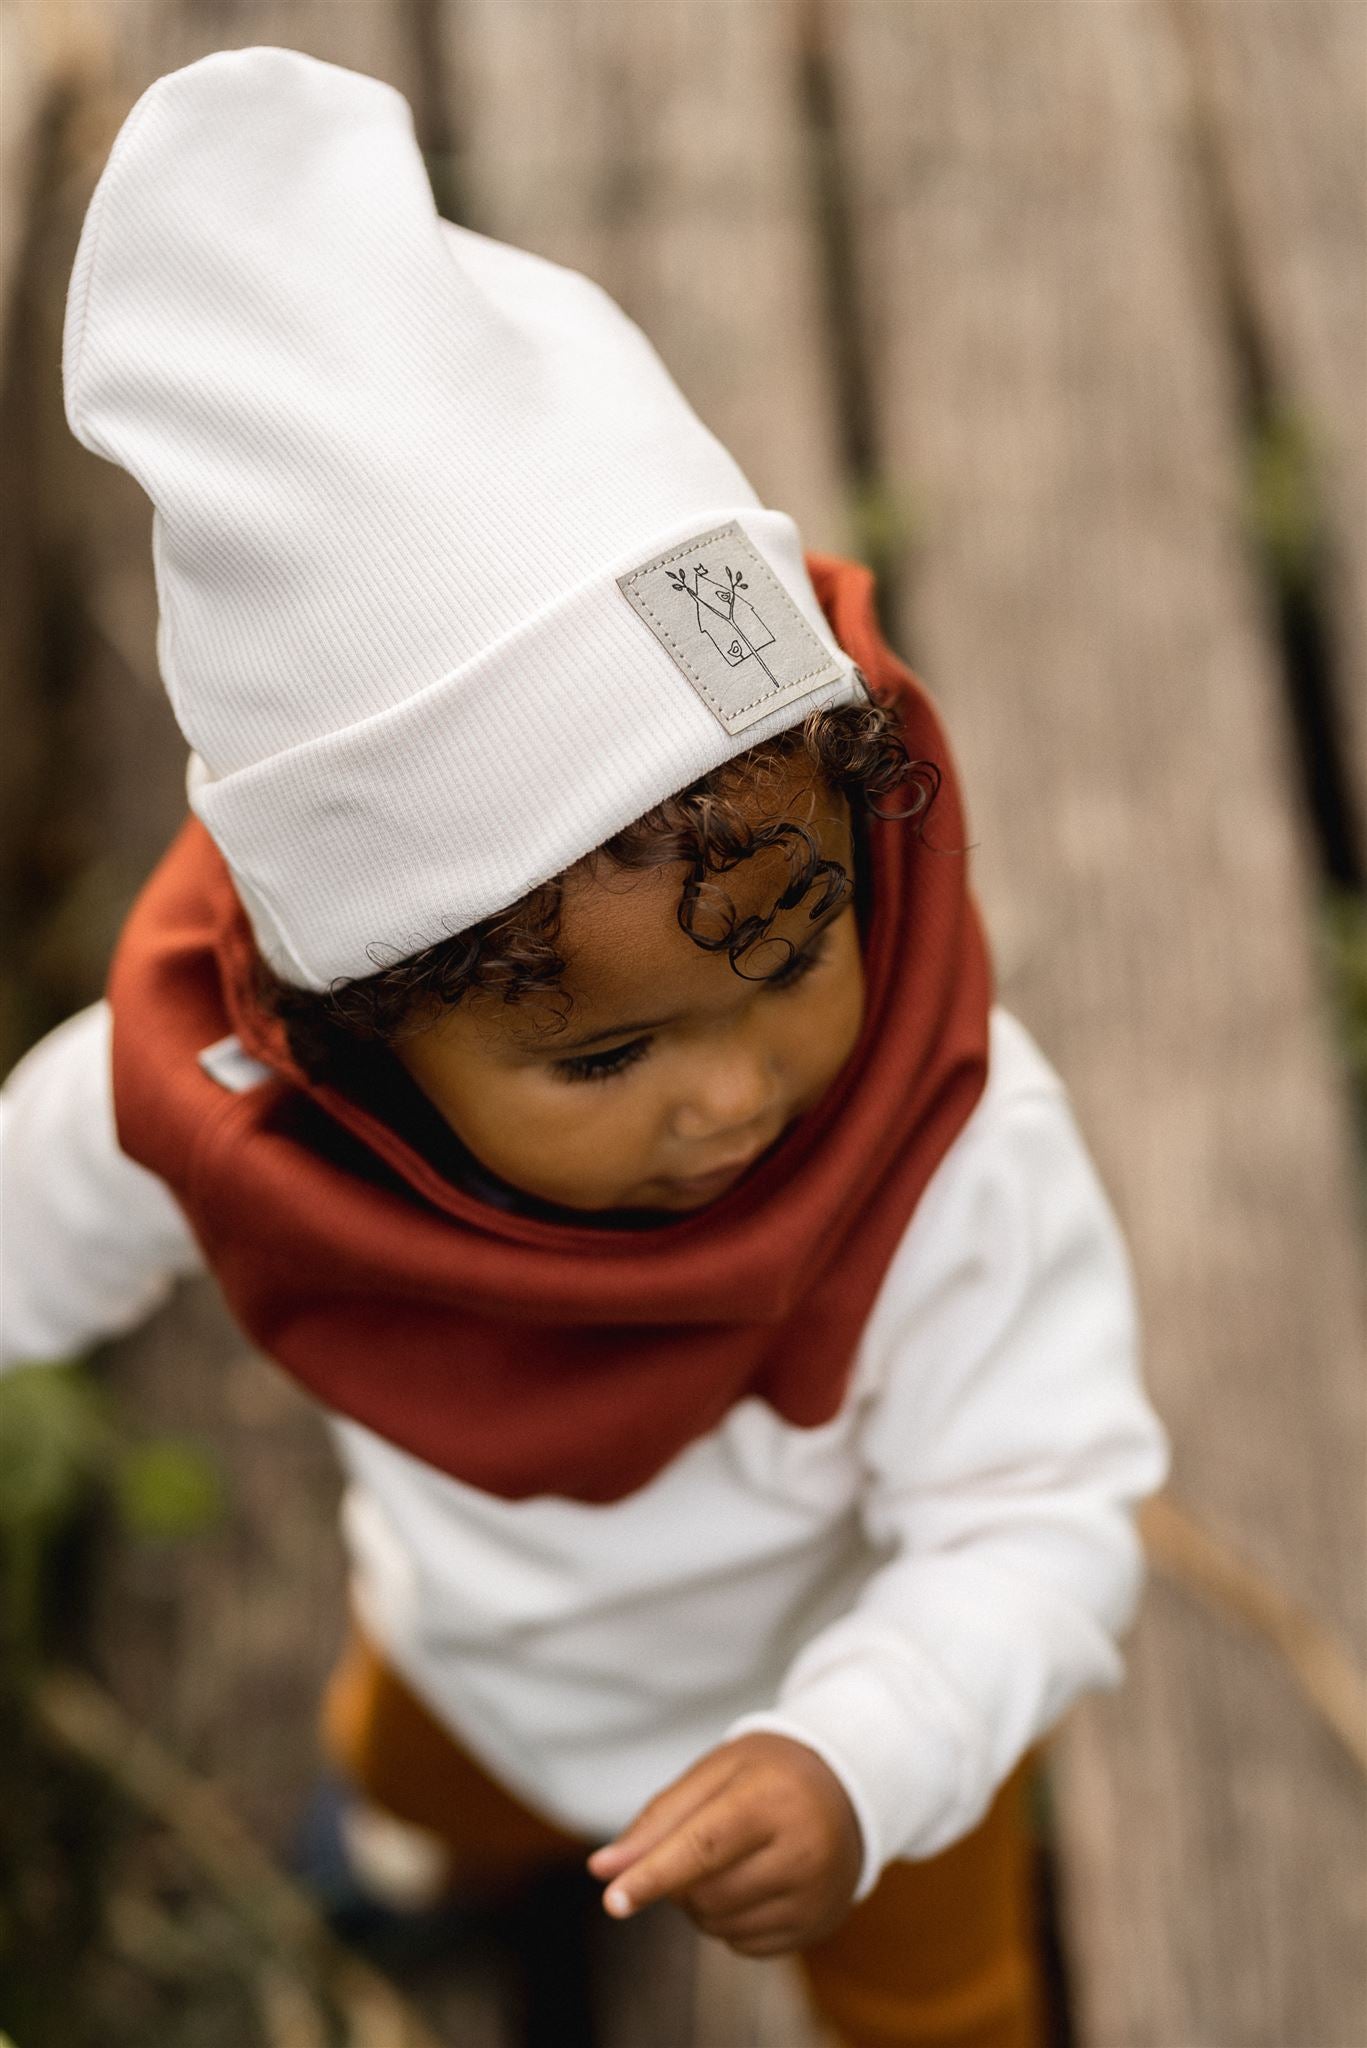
[17,8,503,2042]
[442,0,852,557]
[26,0,424,999]
[27,0,422,1779]
[1175,0,1367,826]
[0,1,117,1061]
[828,2,1367,2042]
[0,5,84,328]
[437,4,851,2038]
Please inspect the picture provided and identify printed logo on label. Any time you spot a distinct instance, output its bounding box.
[616,521,848,735]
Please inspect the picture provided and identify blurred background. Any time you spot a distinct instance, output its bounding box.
[1,2,1363,2044]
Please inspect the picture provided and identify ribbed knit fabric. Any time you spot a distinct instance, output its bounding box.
[103,552,995,1504]
[61,46,864,988]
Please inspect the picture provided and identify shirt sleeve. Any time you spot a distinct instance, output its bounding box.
[722,1053,1170,1902]
[1,1001,204,1369]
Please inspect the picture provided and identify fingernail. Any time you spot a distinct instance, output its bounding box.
[604,1886,633,1917]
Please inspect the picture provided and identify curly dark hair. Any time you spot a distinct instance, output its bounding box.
[256,692,942,1083]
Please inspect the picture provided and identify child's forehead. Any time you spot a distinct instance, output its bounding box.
[539,776,853,1020]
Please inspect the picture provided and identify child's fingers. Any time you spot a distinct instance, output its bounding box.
[681,1841,790,1920]
[586,1745,745,1877]
[688,1891,799,1948]
[585,1840,632,1876]
[599,1785,773,1918]
[717,1924,800,1960]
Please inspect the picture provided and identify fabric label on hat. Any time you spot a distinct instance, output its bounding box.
[616,521,848,735]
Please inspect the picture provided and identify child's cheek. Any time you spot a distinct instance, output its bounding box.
[505,1069,663,1206]
[801,937,866,1092]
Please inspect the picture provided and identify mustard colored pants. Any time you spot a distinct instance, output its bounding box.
[320,1623,1046,2048]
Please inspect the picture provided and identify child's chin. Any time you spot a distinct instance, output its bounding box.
[640,1188,722,1213]
[565,1176,736,1218]
[535,1164,750,1217]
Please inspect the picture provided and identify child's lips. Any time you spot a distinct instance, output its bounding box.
[666,1159,753,1195]
[660,1134,780,1196]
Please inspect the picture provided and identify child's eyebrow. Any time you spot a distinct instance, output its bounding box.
[535,1012,679,1056]
[514,909,844,1058]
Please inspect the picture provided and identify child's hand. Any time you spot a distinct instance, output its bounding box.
[585,1732,862,1956]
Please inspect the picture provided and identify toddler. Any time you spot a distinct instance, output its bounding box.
[1,48,1168,2048]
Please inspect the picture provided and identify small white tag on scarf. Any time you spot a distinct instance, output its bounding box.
[616,521,849,735]
[197,1033,274,1093]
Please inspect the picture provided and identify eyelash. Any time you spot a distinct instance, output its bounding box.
[550,929,832,1085]
[553,1035,654,1085]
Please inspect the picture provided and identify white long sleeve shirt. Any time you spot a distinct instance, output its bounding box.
[1,998,1167,1899]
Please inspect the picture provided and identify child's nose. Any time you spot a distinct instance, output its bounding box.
[670,1046,781,1144]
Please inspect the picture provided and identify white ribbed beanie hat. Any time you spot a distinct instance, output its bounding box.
[62,46,865,989]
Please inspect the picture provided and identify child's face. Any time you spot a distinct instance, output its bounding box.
[394,765,866,1213]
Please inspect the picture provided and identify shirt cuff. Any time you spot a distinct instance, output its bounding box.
[721,1640,980,1904]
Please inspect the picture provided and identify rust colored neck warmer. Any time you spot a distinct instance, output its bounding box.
[107,553,993,1503]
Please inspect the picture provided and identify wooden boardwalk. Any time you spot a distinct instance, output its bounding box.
[3,4,1364,2044]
